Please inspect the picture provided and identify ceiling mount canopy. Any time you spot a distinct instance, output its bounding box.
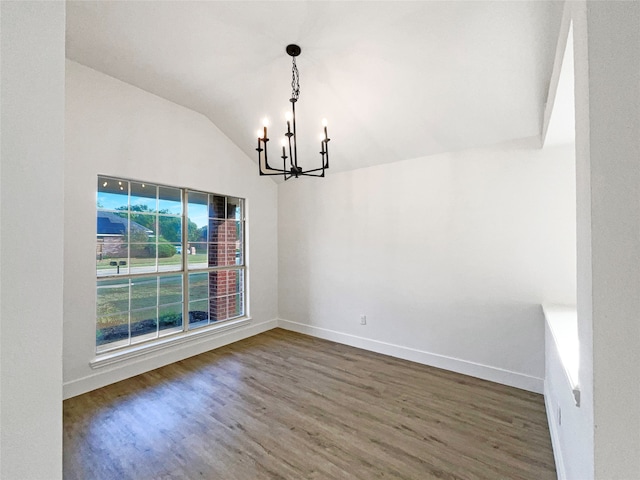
[256,44,330,180]
[285,44,301,57]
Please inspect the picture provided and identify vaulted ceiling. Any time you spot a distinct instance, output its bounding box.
[66,1,564,176]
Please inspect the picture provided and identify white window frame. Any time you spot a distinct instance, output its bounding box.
[95,176,247,359]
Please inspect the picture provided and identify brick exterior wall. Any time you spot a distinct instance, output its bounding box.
[207,197,239,321]
[97,236,126,259]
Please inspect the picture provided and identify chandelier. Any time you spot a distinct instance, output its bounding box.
[256,44,330,180]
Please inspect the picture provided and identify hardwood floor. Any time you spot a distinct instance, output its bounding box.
[63,329,556,480]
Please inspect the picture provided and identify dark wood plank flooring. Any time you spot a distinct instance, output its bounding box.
[63,328,556,479]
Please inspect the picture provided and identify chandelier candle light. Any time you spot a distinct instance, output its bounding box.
[256,44,330,180]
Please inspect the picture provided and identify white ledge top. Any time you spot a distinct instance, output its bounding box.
[543,304,580,406]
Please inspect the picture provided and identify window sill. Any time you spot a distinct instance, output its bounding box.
[91,317,251,369]
[543,305,580,406]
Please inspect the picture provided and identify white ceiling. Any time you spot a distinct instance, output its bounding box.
[66,1,564,177]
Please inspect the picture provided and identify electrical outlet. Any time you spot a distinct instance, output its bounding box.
[360,315,367,325]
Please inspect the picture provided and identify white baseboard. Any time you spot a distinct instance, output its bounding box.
[65,317,544,399]
[63,318,278,399]
[277,318,544,394]
[544,379,567,480]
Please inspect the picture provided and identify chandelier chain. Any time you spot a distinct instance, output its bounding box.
[291,57,300,100]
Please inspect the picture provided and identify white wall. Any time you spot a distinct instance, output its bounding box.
[540,7,589,478]
[547,3,640,478]
[279,140,576,392]
[64,60,278,398]
[575,2,640,478]
[0,2,65,478]
[572,3,596,476]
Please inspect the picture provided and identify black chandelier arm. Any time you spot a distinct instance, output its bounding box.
[259,162,327,177]
[260,168,290,176]
[258,160,290,175]
[282,169,324,180]
[297,167,326,175]
[298,170,326,178]
[258,139,291,176]
[258,140,297,177]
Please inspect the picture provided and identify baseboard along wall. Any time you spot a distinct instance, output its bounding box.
[277,318,544,394]
[65,317,545,399]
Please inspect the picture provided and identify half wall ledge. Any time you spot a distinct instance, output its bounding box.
[543,304,580,407]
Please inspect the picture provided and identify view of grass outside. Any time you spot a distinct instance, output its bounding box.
[96,176,245,352]
[96,275,184,348]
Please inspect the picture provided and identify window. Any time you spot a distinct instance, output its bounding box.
[96,176,245,353]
